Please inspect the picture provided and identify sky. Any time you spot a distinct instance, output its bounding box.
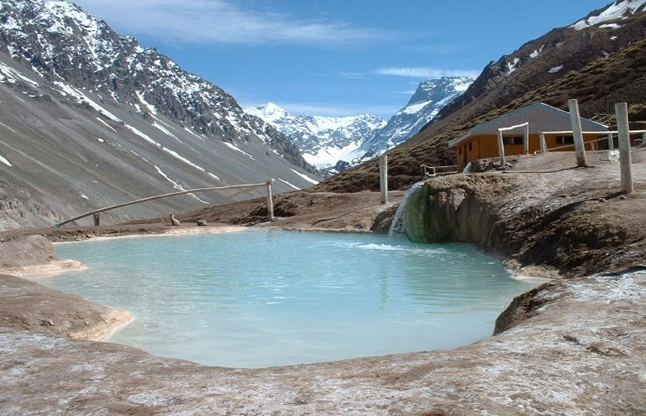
[65,0,614,118]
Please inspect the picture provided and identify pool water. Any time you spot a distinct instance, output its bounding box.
[49,229,535,368]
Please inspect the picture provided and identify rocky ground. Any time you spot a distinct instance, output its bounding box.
[0,150,645,415]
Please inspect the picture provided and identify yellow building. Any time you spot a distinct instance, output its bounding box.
[448,103,609,171]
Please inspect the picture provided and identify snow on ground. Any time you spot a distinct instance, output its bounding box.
[0,154,12,167]
[152,122,180,142]
[224,142,255,160]
[399,101,429,116]
[183,127,205,142]
[153,165,208,204]
[125,124,209,175]
[549,65,564,74]
[125,125,160,147]
[0,121,17,133]
[529,46,545,58]
[290,169,319,185]
[136,91,158,115]
[162,148,207,173]
[96,117,117,133]
[54,82,121,122]
[154,165,184,191]
[278,178,300,190]
[0,62,40,88]
[506,57,521,74]
[571,0,645,30]
[303,142,361,168]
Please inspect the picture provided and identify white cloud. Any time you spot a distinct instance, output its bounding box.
[66,0,388,46]
[376,67,481,79]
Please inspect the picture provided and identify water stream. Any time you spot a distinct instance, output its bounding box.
[388,181,424,238]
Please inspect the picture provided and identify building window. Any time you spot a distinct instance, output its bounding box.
[468,142,473,152]
[503,136,523,145]
[556,136,574,144]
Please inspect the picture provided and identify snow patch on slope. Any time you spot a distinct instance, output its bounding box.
[224,142,255,160]
[0,61,39,88]
[0,154,13,167]
[571,0,646,30]
[289,169,319,185]
[54,81,122,122]
[278,178,300,190]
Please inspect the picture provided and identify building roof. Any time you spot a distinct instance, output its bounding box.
[448,102,609,147]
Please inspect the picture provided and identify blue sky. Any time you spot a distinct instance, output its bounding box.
[67,0,613,118]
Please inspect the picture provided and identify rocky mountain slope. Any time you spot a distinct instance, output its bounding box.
[317,0,646,193]
[245,103,386,169]
[0,0,319,230]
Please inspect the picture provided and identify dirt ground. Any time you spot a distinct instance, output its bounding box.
[1,149,645,415]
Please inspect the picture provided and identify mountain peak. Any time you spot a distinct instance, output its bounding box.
[407,76,474,107]
[246,102,290,124]
[245,104,386,169]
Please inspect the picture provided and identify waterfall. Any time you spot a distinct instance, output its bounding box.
[388,181,425,239]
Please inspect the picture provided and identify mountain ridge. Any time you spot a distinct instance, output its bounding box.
[248,76,472,172]
[0,0,320,230]
[245,103,386,169]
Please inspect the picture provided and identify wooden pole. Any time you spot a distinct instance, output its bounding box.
[497,130,506,167]
[615,102,634,194]
[379,154,388,204]
[523,123,530,154]
[540,133,547,153]
[608,133,614,150]
[568,99,588,167]
[266,179,275,221]
[93,212,101,226]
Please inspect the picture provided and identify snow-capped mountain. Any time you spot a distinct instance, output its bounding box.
[354,76,473,161]
[247,76,471,171]
[245,103,386,169]
[0,0,320,229]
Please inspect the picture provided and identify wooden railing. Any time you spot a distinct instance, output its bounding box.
[54,180,275,228]
[420,164,458,178]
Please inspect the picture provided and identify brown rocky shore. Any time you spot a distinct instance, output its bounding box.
[1,152,645,415]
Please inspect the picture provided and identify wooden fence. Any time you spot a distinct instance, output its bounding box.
[54,180,275,227]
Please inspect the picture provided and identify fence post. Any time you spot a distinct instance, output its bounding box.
[615,103,634,194]
[540,133,547,153]
[379,154,388,204]
[266,179,275,221]
[568,99,588,167]
[497,130,506,167]
[93,212,101,226]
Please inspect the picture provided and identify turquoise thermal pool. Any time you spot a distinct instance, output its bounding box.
[48,229,535,368]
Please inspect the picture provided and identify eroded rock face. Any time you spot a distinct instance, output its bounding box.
[0,235,56,268]
[403,174,512,246]
[0,274,129,340]
[402,159,646,277]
